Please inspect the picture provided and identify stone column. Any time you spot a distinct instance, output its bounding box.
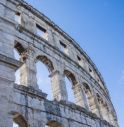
[0,54,22,127]
[50,70,68,101]
[0,0,6,17]
[98,100,111,122]
[0,2,23,125]
[109,112,119,127]
[49,31,60,48]
[73,84,89,110]
[89,94,101,117]
[91,89,101,117]
[47,29,54,43]
[109,113,114,125]
[108,102,119,127]
[20,47,38,89]
[0,25,15,59]
[102,104,110,122]
[0,68,14,127]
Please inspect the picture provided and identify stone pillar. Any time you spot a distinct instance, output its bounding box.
[50,70,68,101]
[0,2,23,126]
[47,29,54,43]
[91,90,101,117]
[108,102,119,127]
[0,0,7,17]
[98,102,104,120]
[102,104,110,122]
[98,101,110,122]
[0,54,22,127]
[89,94,101,117]
[109,112,119,127]
[0,24,15,58]
[109,112,115,125]
[20,48,38,89]
[0,74,14,127]
[0,0,16,59]
[73,84,89,109]
[50,31,60,48]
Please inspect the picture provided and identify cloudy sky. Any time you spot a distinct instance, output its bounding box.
[14,0,124,126]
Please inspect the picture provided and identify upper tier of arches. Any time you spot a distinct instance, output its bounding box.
[13,42,116,125]
[12,0,108,95]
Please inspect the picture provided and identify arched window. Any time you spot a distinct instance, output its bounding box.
[14,42,26,85]
[83,83,97,115]
[83,83,92,110]
[46,120,64,127]
[97,93,110,122]
[13,113,28,127]
[36,55,54,100]
[64,70,77,103]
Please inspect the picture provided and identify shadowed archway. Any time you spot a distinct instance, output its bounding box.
[46,120,64,127]
[13,113,28,127]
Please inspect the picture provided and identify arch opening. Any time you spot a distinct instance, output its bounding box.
[36,56,54,72]
[13,113,28,127]
[83,83,97,114]
[64,70,77,103]
[14,42,26,85]
[64,70,77,85]
[46,120,64,127]
[83,83,92,110]
[36,55,54,100]
[97,93,110,122]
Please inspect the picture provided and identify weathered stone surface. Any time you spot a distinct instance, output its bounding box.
[0,0,119,127]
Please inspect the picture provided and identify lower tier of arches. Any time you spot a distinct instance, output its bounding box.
[0,85,118,127]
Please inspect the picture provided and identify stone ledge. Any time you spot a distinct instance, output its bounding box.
[59,100,97,117]
[13,85,114,127]
[0,54,23,69]
[56,100,114,127]
[14,84,47,99]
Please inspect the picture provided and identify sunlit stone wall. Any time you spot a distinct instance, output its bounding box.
[0,0,119,127]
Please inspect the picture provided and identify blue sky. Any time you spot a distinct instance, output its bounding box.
[22,0,124,126]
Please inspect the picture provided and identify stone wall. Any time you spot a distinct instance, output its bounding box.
[0,0,119,127]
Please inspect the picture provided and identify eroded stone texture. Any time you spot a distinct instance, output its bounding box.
[0,0,119,127]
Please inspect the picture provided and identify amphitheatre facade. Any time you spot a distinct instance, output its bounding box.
[0,0,119,127]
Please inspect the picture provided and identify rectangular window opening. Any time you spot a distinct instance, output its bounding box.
[15,12,21,24]
[59,40,68,54]
[60,41,67,48]
[77,55,84,68]
[36,24,48,40]
[77,55,81,61]
[89,68,92,72]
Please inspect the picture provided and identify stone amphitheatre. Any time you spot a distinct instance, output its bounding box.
[0,0,119,127]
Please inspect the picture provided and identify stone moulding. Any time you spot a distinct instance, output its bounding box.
[14,84,47,99]
[0,53,23,70]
